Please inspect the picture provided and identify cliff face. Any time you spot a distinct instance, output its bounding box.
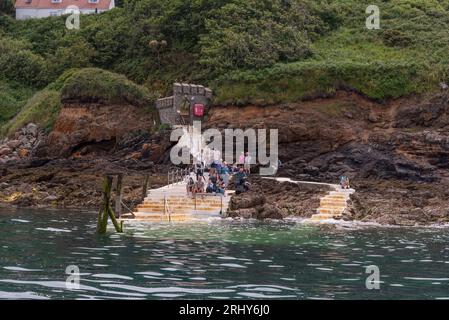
[40,103,155,158]
[206,91,449,225]
[1,90,448,225]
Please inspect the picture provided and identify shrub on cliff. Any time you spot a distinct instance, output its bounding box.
[60,68,154,107]
[0,37,49,87]
[199,0,322,75]
[214,59,432,105]
[2,0,449,105]
[0,89,62,137]
[0,81,35,125]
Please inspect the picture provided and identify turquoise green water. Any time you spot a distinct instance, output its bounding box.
[1,208,449,300]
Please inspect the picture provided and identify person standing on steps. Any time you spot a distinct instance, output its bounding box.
[220,161,230,187]
[339,175,350,189]
[344,176,350,189]
[244,152,252,174]
[238,152,245,165]
[196,175,205,194]
[195,160,204,180]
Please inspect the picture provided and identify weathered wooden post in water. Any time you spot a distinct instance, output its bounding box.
[141,174,150,202]
[115,174,123,218]
[97,175,124,234]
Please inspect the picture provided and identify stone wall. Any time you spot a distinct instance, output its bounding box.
[156,83,212,125]
[156,96,176,125]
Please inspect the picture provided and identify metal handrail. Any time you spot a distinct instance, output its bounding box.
[167,166,192,186]
[164,195,172,222]
[120,200,135,217]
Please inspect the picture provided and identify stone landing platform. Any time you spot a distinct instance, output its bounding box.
[120,178,233,223]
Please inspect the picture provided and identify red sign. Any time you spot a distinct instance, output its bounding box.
[193,104,205,117]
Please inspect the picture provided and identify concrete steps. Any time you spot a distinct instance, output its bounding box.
[122,173,232,223]
[306,188,355,222]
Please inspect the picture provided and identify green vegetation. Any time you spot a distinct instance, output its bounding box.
[1,0,449,134]
[0,89,62,137]
[60,68,154,107]
[0,80,36,124]
[0,0,14,16]
[0,68,153,137]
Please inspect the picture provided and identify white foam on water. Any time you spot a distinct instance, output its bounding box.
[238,292,297,298]
[101,284,235,294]
[219,263,247,269]
[36,227,71,233]
[92,274,134,280]
[135,271,164,276]
[0,279,146,297]
[227,284,296,291]
[404,277,449,281]
[11,219,30,223]
[316,267,333,271]
[161,267,179,271]
[217,256,238,260]
[152,293,185,298]
[268,265,285,268]
[246,287,282,292]
[0,291,49,300]
[4,266,42,272]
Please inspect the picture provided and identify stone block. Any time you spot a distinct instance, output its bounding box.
[197,85,205,95]
[190,84,198,95]
[205,88,213,99]
[182,83,190,94]
[174,83,183,94]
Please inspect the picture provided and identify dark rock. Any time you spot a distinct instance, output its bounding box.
[0,147,12,156]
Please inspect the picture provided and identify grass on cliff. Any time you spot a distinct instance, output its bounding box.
[0,89,62,137]
[213,58,433,105]
[213,0,449,105]
[0,68,155,137]
[60,68,155,107]
[0,80,36,124]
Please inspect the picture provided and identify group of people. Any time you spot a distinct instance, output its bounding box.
[185,152,253,198]
[339,175,351,189]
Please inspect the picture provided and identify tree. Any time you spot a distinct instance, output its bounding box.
[0,0,15,16]
[199,0,317,75]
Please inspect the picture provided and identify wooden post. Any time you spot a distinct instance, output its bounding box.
[97,175,123,234]
[107,206,123,233]
[115,174,123,218]
[141,174,149,202]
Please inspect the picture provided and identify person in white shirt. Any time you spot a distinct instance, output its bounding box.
[244,152,252,173]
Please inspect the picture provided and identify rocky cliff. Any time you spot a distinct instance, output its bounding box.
[39,102,156,158]
[207,91,449,225]
[1,90,448,225]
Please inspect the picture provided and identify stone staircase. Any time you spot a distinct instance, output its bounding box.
[308,188,355,222]
[121,172,233,223]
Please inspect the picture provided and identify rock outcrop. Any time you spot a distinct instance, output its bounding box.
[39,103,155,158]
[0,123,44,164]
[2,90,449,225]
[227,176,329,219]
[209,91,449,224]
